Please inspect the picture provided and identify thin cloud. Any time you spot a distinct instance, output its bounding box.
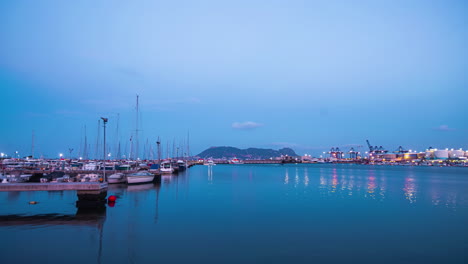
[268,143,327,150]
[269,142,300,148]
[232,121,264,130]
[434,125,455,131]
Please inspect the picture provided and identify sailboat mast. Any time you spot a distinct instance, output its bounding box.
[96,120,101,160]
[135,95,139,160]
[117,142,121,160]
[172,138,175,158]
[31,130,35,158]
[157,136,161,166]
[78,127,82,158]
[129,135,133,160]
[187,131,190,160]
[166,141,169,159]
[115,113,120,159]
[83,125,88,159]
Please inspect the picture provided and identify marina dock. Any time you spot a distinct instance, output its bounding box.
[0,182,109,209]
[0,182,108,192]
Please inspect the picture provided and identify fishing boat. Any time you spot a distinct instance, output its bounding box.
[160,160,174,174]
[127,171,154,184]
[177,160,187,171]
[149,164,160,174]
[107,172,127,184]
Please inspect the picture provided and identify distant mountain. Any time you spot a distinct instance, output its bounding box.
[197,146,298,159]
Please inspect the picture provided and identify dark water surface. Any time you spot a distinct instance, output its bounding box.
[1,164,467,264]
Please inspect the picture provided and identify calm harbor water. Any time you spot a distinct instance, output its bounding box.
[1,164,467,264]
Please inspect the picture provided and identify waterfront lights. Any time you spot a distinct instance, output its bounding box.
[59,153,63,159]
[0,153,4,158]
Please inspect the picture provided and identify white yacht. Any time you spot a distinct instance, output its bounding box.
[160,160,174,174]
[127,171,154,184]
[204,159,216,166]
[79,173,100,182]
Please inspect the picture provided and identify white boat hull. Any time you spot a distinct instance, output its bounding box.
[108,173,127,184]
[160,168,174,174]
[127,175,154,184]
[108,178,127,184]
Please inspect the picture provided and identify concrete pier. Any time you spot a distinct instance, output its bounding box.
[0,182,108,209]
[0,182,108,192]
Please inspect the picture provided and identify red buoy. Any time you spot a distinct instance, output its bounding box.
[108,195,117,202]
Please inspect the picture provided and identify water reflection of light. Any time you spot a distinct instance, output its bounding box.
[331,168,338,193]
[208,166,213,183]
[364,170,377,199]
[320,174,326,186]
[284,169,289,185]
[446,192,457,208]
[403,176,417,203]
[340,174,347,192]
[431,190,441,206]
[347,175,354,196]
[367,176,376,194]
[379,176,386,200]
[304,167,309,187]
[294,168,299,188]
[431,189,463,209]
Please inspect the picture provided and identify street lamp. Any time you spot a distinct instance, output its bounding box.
[101,117,108,182]
[156,138,161,168]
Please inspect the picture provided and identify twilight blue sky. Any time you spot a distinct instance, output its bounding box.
[0,0,467,158]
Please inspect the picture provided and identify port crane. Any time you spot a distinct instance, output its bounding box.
[348,147,359,159]
[366,140,388,154]
[394,146,409,154]
[366,140,374,152]
[328,147,344,159]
